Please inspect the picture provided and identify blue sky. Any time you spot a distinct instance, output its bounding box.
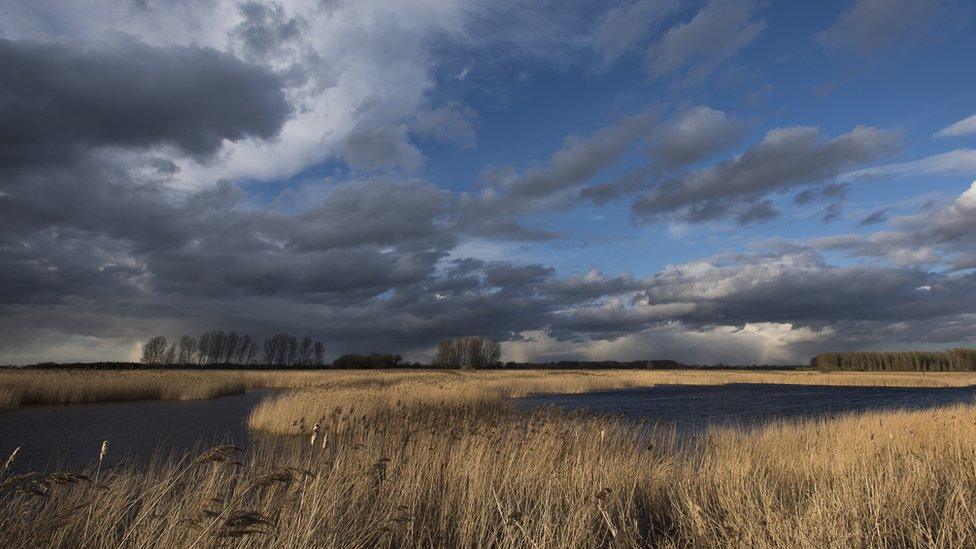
[1,0,975,364]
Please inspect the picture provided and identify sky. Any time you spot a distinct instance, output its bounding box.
[1,0,975,365]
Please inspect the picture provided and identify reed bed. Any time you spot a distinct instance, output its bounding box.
[2,368,972,416]
[0,369,246,411]
[3,395,976,547]
[247,369,976,435]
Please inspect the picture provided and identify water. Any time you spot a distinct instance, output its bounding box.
[0,389,278,473]
[516,383,976,433]
[5,384,975,472]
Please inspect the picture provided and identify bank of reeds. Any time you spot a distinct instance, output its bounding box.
[2,395,976,547]
[0,369,246,411]
[247,369,976,434]
[4,367,974,417]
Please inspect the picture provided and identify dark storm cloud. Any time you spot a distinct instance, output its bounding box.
[2,20,973,364]
[292,179,455,251]
[632,125,898,223]
[544,271,644,301]
[655,264,974,325]
[0,36,291,168]
[484,263,554,290]
[539,251,976,345]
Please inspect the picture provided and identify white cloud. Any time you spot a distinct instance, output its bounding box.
[934,114,976,138]
[842,149,976,181]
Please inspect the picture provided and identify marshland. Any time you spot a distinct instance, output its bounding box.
[4,364,976,548]
[8,1,976,547]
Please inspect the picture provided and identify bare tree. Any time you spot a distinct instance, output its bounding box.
[262,336,276,365]
[177,336,197,364]
[208,331,225,365]
[436,339,459,368]
[286,336,298,366]
[313,341,326,366]
[223,331,240,364]
[164,343,177,365]
[262,333,299,366]
[481,339,501,368]
[236,335,252,364]
[298,337,313,365]
[436,336,501,369]
[140,336,168,365]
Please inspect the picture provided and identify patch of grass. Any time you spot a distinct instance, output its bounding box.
[4,369,976,546]
[246,369,976,434]
[0,369,246,411]
[2,395,976,547]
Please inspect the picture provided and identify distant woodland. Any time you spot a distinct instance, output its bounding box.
[812,349,976,371]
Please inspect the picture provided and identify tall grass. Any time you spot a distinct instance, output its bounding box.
[247,369,976,434]
[0,387,21,412]
[5,366,973,417]
[2,396,976,547]
[0,369,246,411]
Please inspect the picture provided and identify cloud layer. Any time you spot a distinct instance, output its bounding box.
[1,0,974,365]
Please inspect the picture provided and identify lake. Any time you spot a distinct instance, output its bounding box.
[0,389,277,473]
[3,383,975,472]
[516,383,976,433]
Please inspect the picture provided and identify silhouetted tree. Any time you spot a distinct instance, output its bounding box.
[245,341,259,364]
[177,336,197,364]
[812,349,976,372]
[197,332,212,365]
[286,337,298,365]
[262,333,299,366]
[236,335,252,364]
[313,341,326,366]
[298,337,313,365]
[435,336,502,369]
[223,331,240,363]
[140,336,168,365]
[164,343,177,365]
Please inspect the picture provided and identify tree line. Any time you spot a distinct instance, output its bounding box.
[139,334,505,369]
[141,331,325,366]
[434,336,501,369]
[811,349,976,372]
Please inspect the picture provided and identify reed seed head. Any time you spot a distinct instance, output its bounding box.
[3,447,20,472]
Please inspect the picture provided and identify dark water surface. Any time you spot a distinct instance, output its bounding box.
[4,384,975,472]
[0,389,277,473]
[516,383,976,433]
